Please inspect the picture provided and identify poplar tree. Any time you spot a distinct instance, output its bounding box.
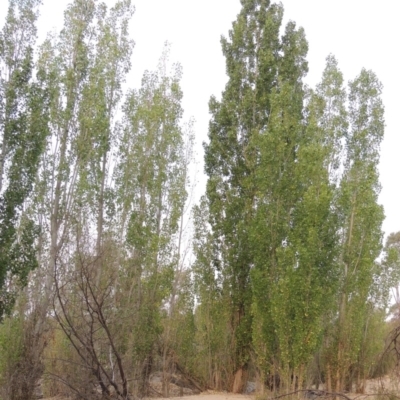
[32,0,98,332]
[250,31,339,393]
[0,0,47,318]
[329,69,385,392]
[115,46,190,395]
[193,196,231,389]
[309,55,348,391]
[203,0,315,391]
[31,1,136,396]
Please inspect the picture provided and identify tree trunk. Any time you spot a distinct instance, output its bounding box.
[326,364,332,392]
[232,366,247,394]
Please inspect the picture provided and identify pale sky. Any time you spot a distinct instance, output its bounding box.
[1,0,399,240]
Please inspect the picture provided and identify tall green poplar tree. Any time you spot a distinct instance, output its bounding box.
[0,0,47,318]
[203,0,316,391]
[73,0,134,287]
[329,69,385,392]
[250,31,341,392]
[193,196,232,389]
[115,47,190,395]
[38,1,136,396]
[204,1,281,390]
[309,55,348,391]
[31,0,98,329]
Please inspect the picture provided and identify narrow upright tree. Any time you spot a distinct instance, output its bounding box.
[0,0,47,318]
[329,69,385,392]
[39,1,136,396]
[250,26,341,392]
[203,0,313,391]
[115,46,190,395]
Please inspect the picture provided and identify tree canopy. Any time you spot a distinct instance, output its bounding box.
[0,0,398,399]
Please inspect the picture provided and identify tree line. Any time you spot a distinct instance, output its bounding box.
[0,0,399,399]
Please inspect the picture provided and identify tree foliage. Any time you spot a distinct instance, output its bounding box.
[0,0,398,398]
[0,0,48,319]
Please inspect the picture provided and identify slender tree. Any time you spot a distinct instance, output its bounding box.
[114,45,190,396]
[328,69,385,392]
[0,0,47,319]
[192,196,232,389]
[309,55,348,391]
[250,30,343,393]
[202,0,323,391]
[203,1,285,391]
[42,1,135,396]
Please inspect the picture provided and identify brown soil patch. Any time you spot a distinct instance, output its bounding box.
[148,394,252,400]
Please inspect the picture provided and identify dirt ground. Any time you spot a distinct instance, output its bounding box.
[349,374,400,397]
[148,375,400,400]
[42,374,400,400]
[42,394,252,400]
[150,394,252,400]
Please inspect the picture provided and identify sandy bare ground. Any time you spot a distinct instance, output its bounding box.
[43,393,253,400]
[149,394,253,400]
[43,375,400,400]
[43,390,400,400]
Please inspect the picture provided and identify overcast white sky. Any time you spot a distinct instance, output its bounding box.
[1,0,399,239]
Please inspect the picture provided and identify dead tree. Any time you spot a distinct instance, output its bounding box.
[52,250,131,400]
